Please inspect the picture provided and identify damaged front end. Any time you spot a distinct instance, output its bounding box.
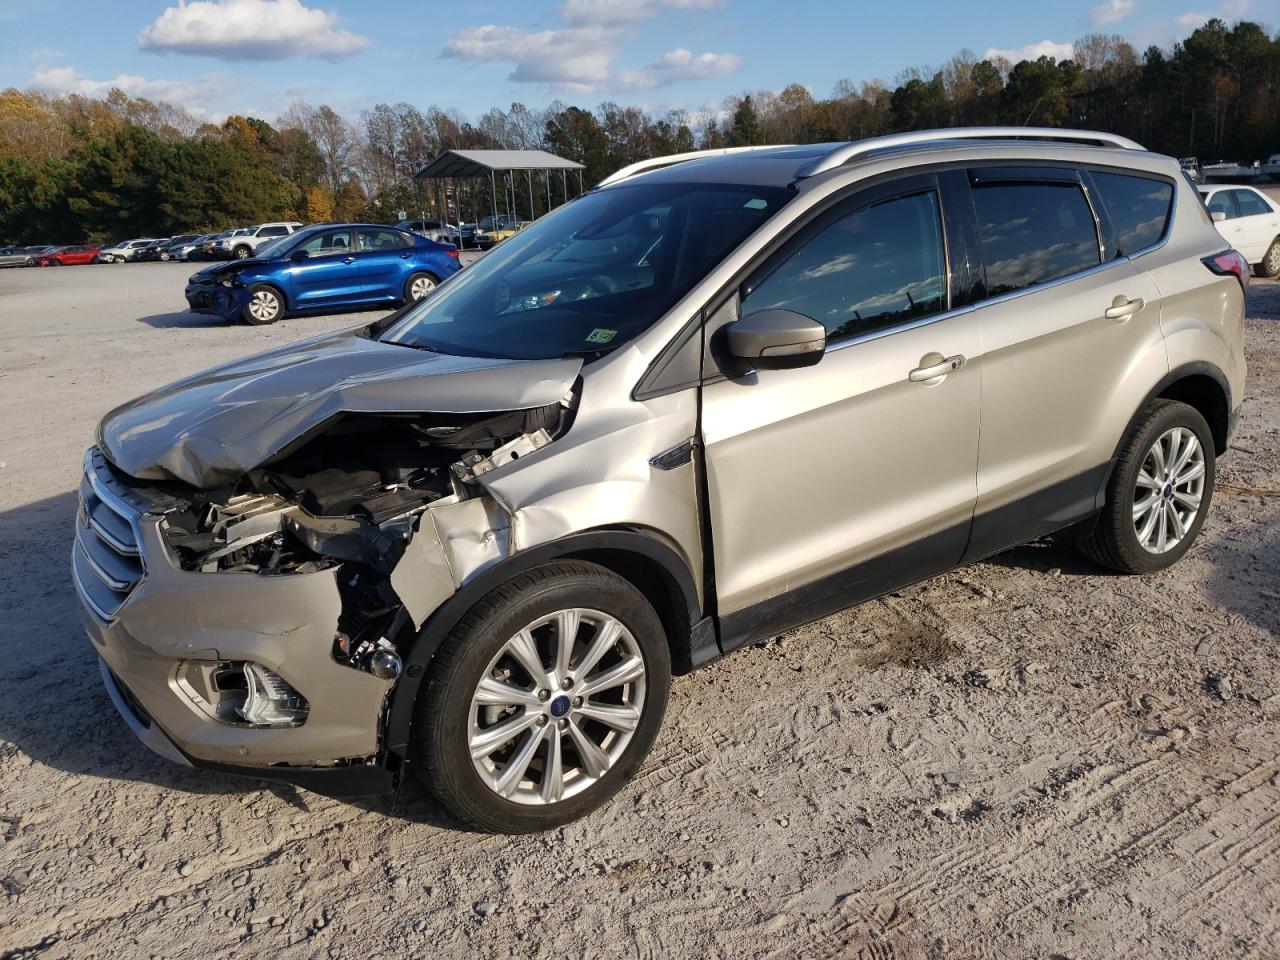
[78,332,583,791]
[154,401,568,679]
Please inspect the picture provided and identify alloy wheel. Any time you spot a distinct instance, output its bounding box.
[1132,426,1205,554]
[1267,243,1280,276]
[247,290,280,323]
[468,608,646,806]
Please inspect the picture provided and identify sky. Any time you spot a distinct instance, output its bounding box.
[0,0,1270,125]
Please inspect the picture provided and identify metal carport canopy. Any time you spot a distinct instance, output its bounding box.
[414,149,583,180]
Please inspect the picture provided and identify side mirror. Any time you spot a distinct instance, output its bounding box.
[291,249,310,261]
[726,309,826,369]
[1211,210,1227,222]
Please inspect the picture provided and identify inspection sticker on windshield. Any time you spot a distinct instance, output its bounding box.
[585,328,617,344]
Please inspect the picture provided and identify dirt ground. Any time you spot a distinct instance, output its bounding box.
[0,259,1277,960]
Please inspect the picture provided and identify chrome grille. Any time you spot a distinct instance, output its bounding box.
[73,450,144,621]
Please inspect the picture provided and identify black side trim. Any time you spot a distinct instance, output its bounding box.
[383,528,702,753]
[962,464,1108,564]
[717,522,968,655]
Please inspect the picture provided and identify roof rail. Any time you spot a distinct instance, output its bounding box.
[797,127,1146,178]
[598,145,794,187]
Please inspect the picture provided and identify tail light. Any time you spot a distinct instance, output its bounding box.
[446,248,460,259]
[1202,250,1250,290]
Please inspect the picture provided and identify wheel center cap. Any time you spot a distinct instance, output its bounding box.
[1163,483,1174,499]
[549,695,572,719]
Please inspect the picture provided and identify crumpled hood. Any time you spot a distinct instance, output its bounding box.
[190,257,272,280]
[98,328,583,489]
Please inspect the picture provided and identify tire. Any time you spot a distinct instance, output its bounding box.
[412,560,671,833]
[233,245,252,259]
[241,284,284,325]
[1078,399,1215,574]
[160,251,171,262]
[1257,239,1280,279]
[404,271,439,303]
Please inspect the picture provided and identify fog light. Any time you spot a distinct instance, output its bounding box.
[239,663,309,727]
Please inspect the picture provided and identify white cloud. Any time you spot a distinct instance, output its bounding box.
[984,40,1075,63]
[617,48,742,89]
[442,24,624,92]
[443,23,739,92]
[138,0,370,62]
[559,0,723,23]
[27,47,64,63]
[1091,0,1137,25]
[31,65,233,121]
[1176,0,1254,28]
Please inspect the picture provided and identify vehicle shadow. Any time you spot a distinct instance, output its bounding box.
[0,487,464,827]
[136,310,237,329]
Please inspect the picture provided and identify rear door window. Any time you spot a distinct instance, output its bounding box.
[1233,190,1271,217]
[1089,171,1174,256]
[740,190,947,343]
[358,229,413,252]
[969,178,1101,295]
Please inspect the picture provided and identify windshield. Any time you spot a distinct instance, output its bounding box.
[383,181,791,360]
[256,234,294,258]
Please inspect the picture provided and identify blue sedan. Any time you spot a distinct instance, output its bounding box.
[184,223,462,324]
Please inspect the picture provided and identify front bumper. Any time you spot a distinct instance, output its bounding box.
[185,282,246,317]
[74,449,395,787]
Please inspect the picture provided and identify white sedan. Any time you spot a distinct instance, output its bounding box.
[1198,184,1280,277]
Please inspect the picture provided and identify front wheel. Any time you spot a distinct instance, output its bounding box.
[1079,399,1215,574]
[233,246,252,259]
[242,284,284,325]
[405,271,439,303]
[412,561,671,833]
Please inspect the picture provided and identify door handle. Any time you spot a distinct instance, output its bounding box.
[1104,296,1144,320]
[908,353,966,382]
[343,256,356,264]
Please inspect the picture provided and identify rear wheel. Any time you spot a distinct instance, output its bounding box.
[242,284,284,325]
[1079,399,1214,574]
[1257,239,1280,278]
[412,561,671,833]
[233,245,252,259]
[405,271,439,303]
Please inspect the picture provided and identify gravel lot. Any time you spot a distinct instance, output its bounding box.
[1,259,1278,960]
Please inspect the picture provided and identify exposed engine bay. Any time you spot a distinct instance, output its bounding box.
[102,397,572,678]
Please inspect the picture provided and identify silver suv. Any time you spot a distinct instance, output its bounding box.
[215,222,304,259]
[75,128,1246,833]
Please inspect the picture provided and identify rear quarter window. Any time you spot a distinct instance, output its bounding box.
[1090,171,1174,256]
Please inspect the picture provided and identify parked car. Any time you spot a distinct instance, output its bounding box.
[476,219,530,250]
[133,239,174,262]
[0,245,51,267]
[470,215,522,250]
[1198,184,1280,277]
[213,222,304,260]
[195,231,234,261]
[184,223,461,324]
[156,235,203,262]
[97,239,161,263]
[1179,157,1202,182]
[77,128,1246,833]
[397,219,461,245]
[35,244,100,266]
[1262,154,1280,182]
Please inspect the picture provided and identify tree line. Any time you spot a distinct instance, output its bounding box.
[0,17,1276,244]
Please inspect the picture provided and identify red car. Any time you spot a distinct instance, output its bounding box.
[37,244,100,266]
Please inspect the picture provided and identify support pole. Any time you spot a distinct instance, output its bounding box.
[577,169,583,197]
[490,170,498,226]
[561,170,568,206]
[526,170,534,222]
